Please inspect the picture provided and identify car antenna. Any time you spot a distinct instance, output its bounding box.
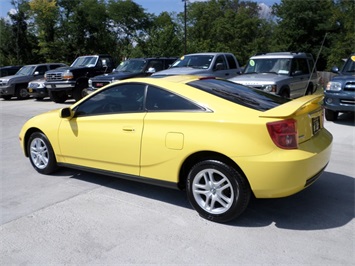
[308,32,329,92]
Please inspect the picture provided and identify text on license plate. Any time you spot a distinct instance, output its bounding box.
[312,116,320,135]
[96,83,103,87]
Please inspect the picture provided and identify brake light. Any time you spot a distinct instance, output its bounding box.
[267,119,298,149]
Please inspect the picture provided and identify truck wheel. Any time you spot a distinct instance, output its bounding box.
[73,87,85,102]
[325,109,338,121]
[279,89,289,98]
[2,96,12,100]
[16,86,30,100]
[305,84,313,95]
[49,91,67,103]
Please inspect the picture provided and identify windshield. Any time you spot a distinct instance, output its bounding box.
[244,58,291,75]
[16,66,36,76]
[341,55,355,73]
[71,56,98,68]
[188,79,290,111]
[171,55,214,69]
[114,59,147,73]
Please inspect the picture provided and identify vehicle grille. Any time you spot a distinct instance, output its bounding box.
[344,81,355,92]
[340,99,355,105]
[46,73,63,81]
[93,81,110,89]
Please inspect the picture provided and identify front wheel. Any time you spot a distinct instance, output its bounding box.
[16,86,29,100]
[325,109,338,121]
[49,91,68,103]
[27,132,59,174]
[186,160,251,223]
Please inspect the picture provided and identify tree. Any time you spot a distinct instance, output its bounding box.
[28,0,59,61]
[107,0,152,60]
[272,0,335,70]
[134,12,181,58]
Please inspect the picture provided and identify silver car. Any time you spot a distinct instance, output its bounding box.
[229,52,318,98]
[152,52,242,79]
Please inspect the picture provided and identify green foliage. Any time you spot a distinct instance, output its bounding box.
[0,0,353,69]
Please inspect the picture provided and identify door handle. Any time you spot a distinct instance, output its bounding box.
[123,127,135,132]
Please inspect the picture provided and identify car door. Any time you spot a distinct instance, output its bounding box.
[57,83,146,175]
[289,58,310,98]
[212,55,235,78]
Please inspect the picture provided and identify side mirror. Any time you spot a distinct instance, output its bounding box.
[331,66,339,73]
[60,107,74,119]
[146,67,156,74]
[215,63,225,71]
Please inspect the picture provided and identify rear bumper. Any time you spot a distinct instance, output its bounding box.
[234,129,333,198]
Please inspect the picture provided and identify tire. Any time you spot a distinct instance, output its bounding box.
[49,91,67,103]
[16,86,29,100]
[186,160,251,223]
[279,89,289,98]
[305,84,313,95]
[35,97,44,101]
[2,95,12,100]
[72,86,85,102]
[27,132,59,174]
[325,109,338,121]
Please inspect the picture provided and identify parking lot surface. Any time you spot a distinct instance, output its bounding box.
[0,98,354,265]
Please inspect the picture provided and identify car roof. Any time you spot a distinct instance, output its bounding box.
[250,52,313,59]
[22,63,65,67]
[184,52,233,56]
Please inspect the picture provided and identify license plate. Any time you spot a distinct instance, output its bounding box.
[312,116,320,135]
[96,83,104,87]
[28,88,33,92]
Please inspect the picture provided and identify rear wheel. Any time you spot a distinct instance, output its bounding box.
[305,84,313,95]
[186,160,251,223]
[27,132,58,174]
[49,91,68,103]
[1,95,12,100]
[325,109,338,121]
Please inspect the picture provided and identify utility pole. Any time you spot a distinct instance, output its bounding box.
[183,0,187,54]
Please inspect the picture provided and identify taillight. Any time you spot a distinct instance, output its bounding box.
[267,119,298,149]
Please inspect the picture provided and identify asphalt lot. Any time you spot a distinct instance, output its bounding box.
[0,97,354,265]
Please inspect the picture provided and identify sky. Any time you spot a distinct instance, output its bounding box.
[0,0,279,19]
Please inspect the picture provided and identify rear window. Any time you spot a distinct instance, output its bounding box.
[187,79,290,111]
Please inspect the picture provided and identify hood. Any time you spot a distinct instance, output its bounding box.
[46,66,89,73]
[152,67,209,76]
[229,73,289,85]
[331,74,355,82]
[0,74,34,83]
[92,71,140,81]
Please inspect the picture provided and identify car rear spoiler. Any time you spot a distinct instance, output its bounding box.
[260,95,324,118]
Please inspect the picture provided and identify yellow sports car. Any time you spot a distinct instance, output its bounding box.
[19,75,332,223]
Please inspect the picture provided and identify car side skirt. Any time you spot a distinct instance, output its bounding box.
[57,163,179,190]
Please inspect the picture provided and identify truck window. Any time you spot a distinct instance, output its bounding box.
[225,54,237,69]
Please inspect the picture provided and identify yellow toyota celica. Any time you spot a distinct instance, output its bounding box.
[19,75,332,223]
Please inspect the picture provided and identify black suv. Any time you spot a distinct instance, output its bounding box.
[0,63,66,100]
[44,54,115,103]
[87,57,177,93]
[324,53,355,121]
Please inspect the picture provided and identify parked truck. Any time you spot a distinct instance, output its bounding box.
[44,54,115,103]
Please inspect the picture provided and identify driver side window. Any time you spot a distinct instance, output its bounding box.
[75,83,145,117]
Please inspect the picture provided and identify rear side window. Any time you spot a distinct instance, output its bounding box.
[188,79,290,111]
[146,86,204,111]
[225,54,237,69]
